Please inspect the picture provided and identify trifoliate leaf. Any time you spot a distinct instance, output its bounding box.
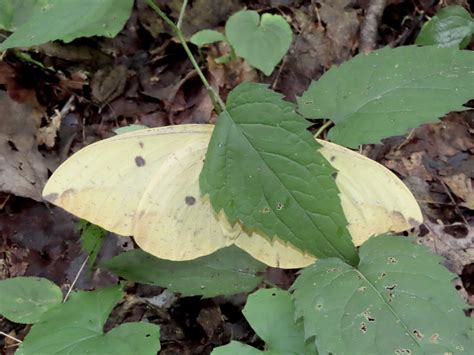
[103,246,266,298]
[225,10,292,75]
[200,82,358,265]
[0,0,134,50]
[0,277,62,324]
[416,6,473,49]
[292,235,473,355]
[298,46,474,148]
[190,29,227,47]
[16,286,161,355]
[213,289,316,355]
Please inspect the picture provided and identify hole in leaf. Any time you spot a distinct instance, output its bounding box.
[385,284,397,291]
[387,257,398,264]
[429,333,439,343]
[360,322,367,333]
[413,330,423,340]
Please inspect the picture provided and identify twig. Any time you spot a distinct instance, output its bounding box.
[146,0,226,114]
[0,331,22,344]
[63,255,89,302]
[360,0,387,53]
[314,120,333,139]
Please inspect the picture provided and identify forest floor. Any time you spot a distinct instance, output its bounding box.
[0,0,473,354]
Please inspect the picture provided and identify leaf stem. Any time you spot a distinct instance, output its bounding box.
[63,255,89,302]
[314,120,333,139]
[0,331,22,344]
[145,0,226,114]
[176,0,188,29]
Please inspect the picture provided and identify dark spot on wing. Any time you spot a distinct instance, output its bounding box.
[331,172,338,179]
[139,141,144,148]
[135,156,146,167]
[185,196,196,206]
[330,156,336,162]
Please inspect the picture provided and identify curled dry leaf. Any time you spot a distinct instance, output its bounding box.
[43,124,421,268]
[0,92,48,201]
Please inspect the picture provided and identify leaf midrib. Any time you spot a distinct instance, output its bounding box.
[226,109,350,261]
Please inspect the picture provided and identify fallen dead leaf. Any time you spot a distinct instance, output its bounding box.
[442,173,474,210]
[0,92,48,201]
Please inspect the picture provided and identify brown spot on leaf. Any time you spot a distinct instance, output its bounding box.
[135,156,146,167]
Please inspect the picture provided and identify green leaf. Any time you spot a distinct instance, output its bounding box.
[213,289,316,355]
[102,246,266,298]
[0,0,44,32]
[113,124,149,135]
[416,5,473,49]
[213,341,262,355]
[16,286,161,355]
[0,277,62,324]
[225,10,292,75]
[77,220,107,269]
[0,0,134,50]
[200,82,358,265]
[292,235,473,354]
[190,29,227,47]
[297,46,474,148]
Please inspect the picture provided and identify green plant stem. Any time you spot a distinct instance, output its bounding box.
[176,0,188,29]
[146,0,226,114]
[314,120,333,138]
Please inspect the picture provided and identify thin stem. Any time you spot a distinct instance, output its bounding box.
[314,120,333,139]
[146,0,226,114]
[63,255,89,302]
[177,0,188,29]
[0,331,22,344]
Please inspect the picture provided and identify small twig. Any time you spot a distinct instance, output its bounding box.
[63,255,89,302]
[272,56,287,90]
[177,0,188,29]
[314,120,333,139]
[0,331,22,344]
[146,0,226,114]
[360,0,387,53]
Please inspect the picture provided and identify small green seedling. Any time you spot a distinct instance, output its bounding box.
[191,10,292,75]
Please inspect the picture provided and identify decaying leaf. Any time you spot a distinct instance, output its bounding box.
[0,92,48,201]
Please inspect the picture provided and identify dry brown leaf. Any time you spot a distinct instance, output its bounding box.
[0,92,48,201]
[442,173,474,210]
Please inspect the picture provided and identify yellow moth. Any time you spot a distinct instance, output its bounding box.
[42,124,422,268]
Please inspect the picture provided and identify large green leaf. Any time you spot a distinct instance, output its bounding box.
[416,5,474,49]
[0,277,62,324]
[297,46,474,148]
[200,82,358,265]
[0,0,134,50]
[16,286,161,355]
[292,235,473,354]
[103,246,266,298]
[225,10,292,75]
[213,288,316,355]
[0,0,43,31]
